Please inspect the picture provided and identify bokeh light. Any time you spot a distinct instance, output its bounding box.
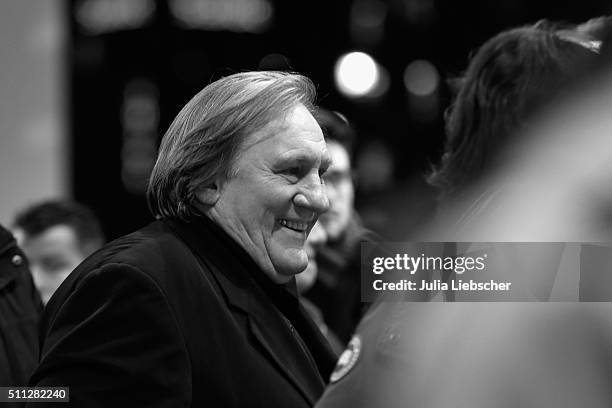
[403,59,439,96]
[334,51,382,98]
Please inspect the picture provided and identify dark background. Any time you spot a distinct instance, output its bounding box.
[68,0,612,240]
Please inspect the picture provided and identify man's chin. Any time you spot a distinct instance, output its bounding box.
[270,249,309,280]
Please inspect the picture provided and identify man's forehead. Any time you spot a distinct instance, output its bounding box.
[22,225,79,250]
[238,109,326,157]
[242,116,291,149]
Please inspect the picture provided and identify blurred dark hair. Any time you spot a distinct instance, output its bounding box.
[13,200,105,249]
[313,107,356,157]
[429,20,599,200]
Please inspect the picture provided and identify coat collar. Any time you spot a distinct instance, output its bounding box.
[164,215,299,309]
[164,216,334,404]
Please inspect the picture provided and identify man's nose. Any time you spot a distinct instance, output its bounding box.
[293,175,330,214]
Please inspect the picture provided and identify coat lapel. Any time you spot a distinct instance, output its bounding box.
[165,217,327,405]
[247,297,325,405]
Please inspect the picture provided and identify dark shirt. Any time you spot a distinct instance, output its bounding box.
[0,225,41,387]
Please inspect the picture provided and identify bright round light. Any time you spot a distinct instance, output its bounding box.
[334,52,380,97]
[403,59,439,96]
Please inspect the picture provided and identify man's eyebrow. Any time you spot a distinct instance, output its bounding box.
[276,152,330,167]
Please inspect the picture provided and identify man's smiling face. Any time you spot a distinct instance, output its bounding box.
[208,103,331,283]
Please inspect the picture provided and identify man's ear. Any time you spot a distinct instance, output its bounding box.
[195,182,221,206]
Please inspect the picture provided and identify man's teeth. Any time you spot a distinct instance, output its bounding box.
[279,219,308,231]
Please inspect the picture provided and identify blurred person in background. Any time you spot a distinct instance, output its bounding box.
[296,221,343,355]
[295,222,327,295]
[316,18,612,408]
[304,108,379,345]
[0,224,41,391]
[13,200,105,305]
[427,19,599,227]
[28,72,337,407]
[424,17,606,240]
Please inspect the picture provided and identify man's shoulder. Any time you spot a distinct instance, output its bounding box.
[42,220,219,327]
[78,221,185,273]
[55,220,208,300]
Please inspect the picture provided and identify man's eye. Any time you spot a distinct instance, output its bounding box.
[286,167,300,175]
[284,167,303,178]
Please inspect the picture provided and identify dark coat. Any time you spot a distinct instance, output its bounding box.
[28,217,337,407]
[0,224,41,388]
[317,302,612,408]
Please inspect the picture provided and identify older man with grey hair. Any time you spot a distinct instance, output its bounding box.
[28,71,337,407]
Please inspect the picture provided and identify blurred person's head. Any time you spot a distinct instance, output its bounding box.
[296,221,327,293]
[429,21,599,200]
[13,200,104,304]
[355,139,394,193]
[147,71,330,284]
[315,108,356,241]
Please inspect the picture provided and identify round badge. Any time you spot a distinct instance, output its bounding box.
[329,334,361,383]
[11,254,23,266]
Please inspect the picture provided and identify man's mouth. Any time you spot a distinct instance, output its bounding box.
[278,219,309,232]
